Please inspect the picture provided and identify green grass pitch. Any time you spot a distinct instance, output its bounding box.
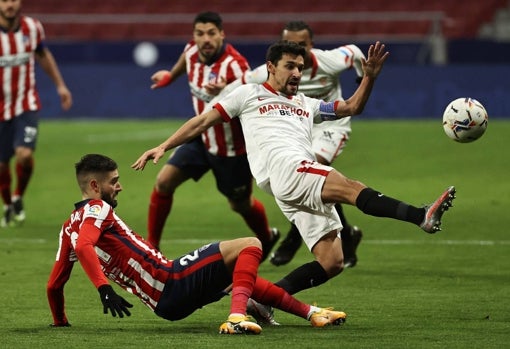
[0,118,509,348]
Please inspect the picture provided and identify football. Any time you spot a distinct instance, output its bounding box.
[442,97,488,143]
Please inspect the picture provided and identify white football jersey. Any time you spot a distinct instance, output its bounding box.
[214,82,338,194]
[210,44,365,163]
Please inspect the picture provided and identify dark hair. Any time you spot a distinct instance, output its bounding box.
[283,21,314,39]
[75,154,117,177]
[266,40,307,65]
[194,11,223,30]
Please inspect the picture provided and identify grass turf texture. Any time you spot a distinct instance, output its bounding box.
[0,119,508,348]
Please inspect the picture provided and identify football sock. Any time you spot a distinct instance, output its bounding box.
[0,168,12,205]
[252,277,310,319]
[147,188,173,248]
[285,223,301,241]
[230,246,262,315]
[14,158,33,197]
[275,261,329,295]
[356,187,425,226]
[240,198,272,242]
[335,204,354,242]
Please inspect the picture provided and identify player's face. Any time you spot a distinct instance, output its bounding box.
[0,0,21,22]
[281,29,313,57]
[99,170,122,208]
[268,53,304,95]
[193,22,225,62]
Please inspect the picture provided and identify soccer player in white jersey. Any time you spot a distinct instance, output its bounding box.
[0,0,72,227]
[234,21,366,267]
[146,12,279,259]
[132,41,456,321]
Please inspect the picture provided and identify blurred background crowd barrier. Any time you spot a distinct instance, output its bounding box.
[27,0,510,118]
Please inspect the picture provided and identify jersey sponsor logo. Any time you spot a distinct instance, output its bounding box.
[0,52,31,68]
[258,104,310,118]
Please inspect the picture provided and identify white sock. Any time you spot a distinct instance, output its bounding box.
[307,305,322,320]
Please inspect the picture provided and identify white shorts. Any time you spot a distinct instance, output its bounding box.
[311,118,351,164]
[271,160,343,251]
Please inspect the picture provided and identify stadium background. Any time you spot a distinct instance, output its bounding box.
[26,0,510,119]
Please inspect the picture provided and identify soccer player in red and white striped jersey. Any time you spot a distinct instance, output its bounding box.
[147,12,279,259]
[0,0,72,227]
[47,154,346,333]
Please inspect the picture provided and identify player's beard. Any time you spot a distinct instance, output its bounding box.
[0,6,19,24]
[101,193,118,208]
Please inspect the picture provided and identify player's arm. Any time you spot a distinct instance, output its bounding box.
[74,222,133,318]
[35,46,72,111]
[151,52,187,89]
[132,109,223,170]
[47,229,75,327]
[334,41,388,118]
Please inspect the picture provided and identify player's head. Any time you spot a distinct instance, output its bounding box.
[281,21,314,55]
[266,40,306,96]
[75,154,122,208]
[0,0,22,23]
[193,11,225,63]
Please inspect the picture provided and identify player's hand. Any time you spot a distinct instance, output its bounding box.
[98,285,133,318]
[57,86,73,111]
[204,76,226,96]
[361,41,389,79]
[151,70,172,89]
[131,146,166,171]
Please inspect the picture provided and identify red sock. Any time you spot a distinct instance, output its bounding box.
[241,198,271,242]
[147,188,173,248]
[252,277,310,319]
[14,158,33,197]
[0,167,12,205]
[230,246,262,315]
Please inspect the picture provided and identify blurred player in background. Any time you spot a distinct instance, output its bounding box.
[147,11,279,259]
[0,0,72,227]
[47,154,346,334]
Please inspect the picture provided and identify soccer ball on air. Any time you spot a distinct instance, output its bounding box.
[442,97,488,143]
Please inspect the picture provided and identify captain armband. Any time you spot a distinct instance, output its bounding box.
[319,100,340,121]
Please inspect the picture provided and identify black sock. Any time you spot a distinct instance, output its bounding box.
[285,223,301,241]
[356,187,425,226]
[275,261,329,295]
[335,203,353,239]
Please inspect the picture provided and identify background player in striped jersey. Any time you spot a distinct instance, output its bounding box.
[147,11,279,258]
[132,40,455,325]
[0,0,72,227]
[47,154,345,334]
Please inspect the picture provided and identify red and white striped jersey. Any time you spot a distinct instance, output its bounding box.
[48,199,173,312]
[183,41,250,156]
[0,16,44,121]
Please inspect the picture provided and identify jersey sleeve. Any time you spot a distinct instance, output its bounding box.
[242,64,268,84]
[46,227,76,326]
[74,202,111,288]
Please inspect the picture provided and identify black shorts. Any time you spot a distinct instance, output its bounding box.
[167,137,253,201]
[0,111,38,162]
[154,242,231,321]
